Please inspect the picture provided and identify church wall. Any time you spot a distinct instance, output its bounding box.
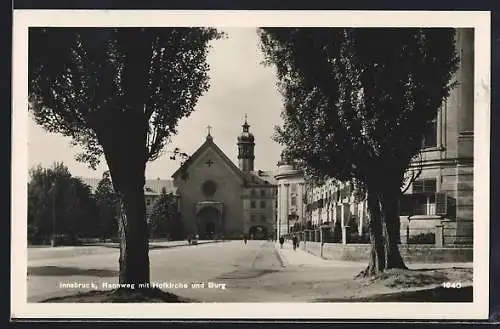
[173,147,245,239]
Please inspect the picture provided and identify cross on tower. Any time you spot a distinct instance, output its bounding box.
[207,125,212,136]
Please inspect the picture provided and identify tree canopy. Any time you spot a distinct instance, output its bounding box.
[29,28,224,172]
[259,28,459,275]
[260,28,459,188]
[28,163,98,244]
[29,27,224,285]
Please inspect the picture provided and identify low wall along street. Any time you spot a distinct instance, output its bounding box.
[300,242,473,263]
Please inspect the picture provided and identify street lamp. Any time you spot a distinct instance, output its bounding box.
[50,181,57,247]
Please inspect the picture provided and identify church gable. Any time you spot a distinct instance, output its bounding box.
[172,136,244,183]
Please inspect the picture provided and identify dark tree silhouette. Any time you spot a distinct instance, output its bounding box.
[259,28,459,276]
[149,191,183,240]
[29,27,224,286]
[28,163,97,244]
[95,171,119,241]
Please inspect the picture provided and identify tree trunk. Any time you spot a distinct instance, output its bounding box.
[357,190,385,277]
[116,184,150,286]
[357,178,407,278]
[99,125,150,287]
[382,182,407,269]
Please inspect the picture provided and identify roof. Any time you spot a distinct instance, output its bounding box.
[171,135,277,187]
[171,135,246,182]
[245,170,278,186]
[252,170,278,185]
[78,177,176,195]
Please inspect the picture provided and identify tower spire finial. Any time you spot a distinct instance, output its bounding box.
[207,125,212,136]
[244,113,247,123]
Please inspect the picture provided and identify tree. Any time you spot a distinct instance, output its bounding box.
[259,28,459,276]
[27,162,97,244]
[94,171,119,241]
[29,27,223,286]
[149,191,183,240]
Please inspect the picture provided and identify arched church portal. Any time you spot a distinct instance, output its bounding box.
[197,206,221,239]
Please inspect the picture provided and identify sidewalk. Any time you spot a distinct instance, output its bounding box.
[275,241,364,268]
[275,241,473,270]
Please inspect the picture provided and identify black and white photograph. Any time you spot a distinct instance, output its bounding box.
[11,10,490,319]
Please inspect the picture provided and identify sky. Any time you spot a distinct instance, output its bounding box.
[28,28,284,180]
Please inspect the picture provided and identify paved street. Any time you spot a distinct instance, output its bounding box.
[28,240,472,303]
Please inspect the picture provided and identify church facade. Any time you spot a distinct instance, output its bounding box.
[172,119,277,240]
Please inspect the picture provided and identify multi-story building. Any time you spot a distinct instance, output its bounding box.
[282,28,474,246]
[274,158,306,238]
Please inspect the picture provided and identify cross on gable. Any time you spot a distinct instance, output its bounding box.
[205,159,214,167]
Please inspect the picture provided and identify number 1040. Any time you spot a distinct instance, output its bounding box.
[442,282,462,289]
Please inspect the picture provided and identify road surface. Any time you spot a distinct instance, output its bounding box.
[27,240,472,303]
[27,240,366,302]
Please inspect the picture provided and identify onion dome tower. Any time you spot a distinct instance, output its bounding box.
[237,115,255,172]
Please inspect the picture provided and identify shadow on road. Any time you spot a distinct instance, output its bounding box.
[216,268,280,280]
[94,240,229,250]
[28,266,118,277]
[314,286,473,302]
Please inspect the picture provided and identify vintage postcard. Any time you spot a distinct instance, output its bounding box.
[11,10,490,320]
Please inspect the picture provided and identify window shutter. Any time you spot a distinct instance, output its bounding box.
[436,192,447,215]
[413,180,424,193]
[423,179,437,193]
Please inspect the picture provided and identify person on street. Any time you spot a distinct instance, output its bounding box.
[292,235,298,251]
[279,236,284,248]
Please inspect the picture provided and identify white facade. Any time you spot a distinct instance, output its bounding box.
[274,160,306,238]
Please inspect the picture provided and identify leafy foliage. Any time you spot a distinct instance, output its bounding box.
[260,28,459,189]
[94,171,119,240]
[27,163,98,244]
[149,191,183,240]
[29,27,225,171]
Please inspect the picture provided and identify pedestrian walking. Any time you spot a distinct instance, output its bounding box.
[292,235,298,251]
[279,236,284,248]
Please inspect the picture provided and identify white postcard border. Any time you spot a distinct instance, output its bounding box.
[11,10,491,320]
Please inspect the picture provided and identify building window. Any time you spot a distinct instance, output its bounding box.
[260,201,266,209]
[250,200,256,209]
[422,117,438,148]
[146,199,151,206]
[260,215,266,222]
[413,179,437,194]
[291,183,297,193]
[291,196,297,206]
[250,189,257,197]
[260,189,266,197]
[407,178,440,216]
[250,215,256,222]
